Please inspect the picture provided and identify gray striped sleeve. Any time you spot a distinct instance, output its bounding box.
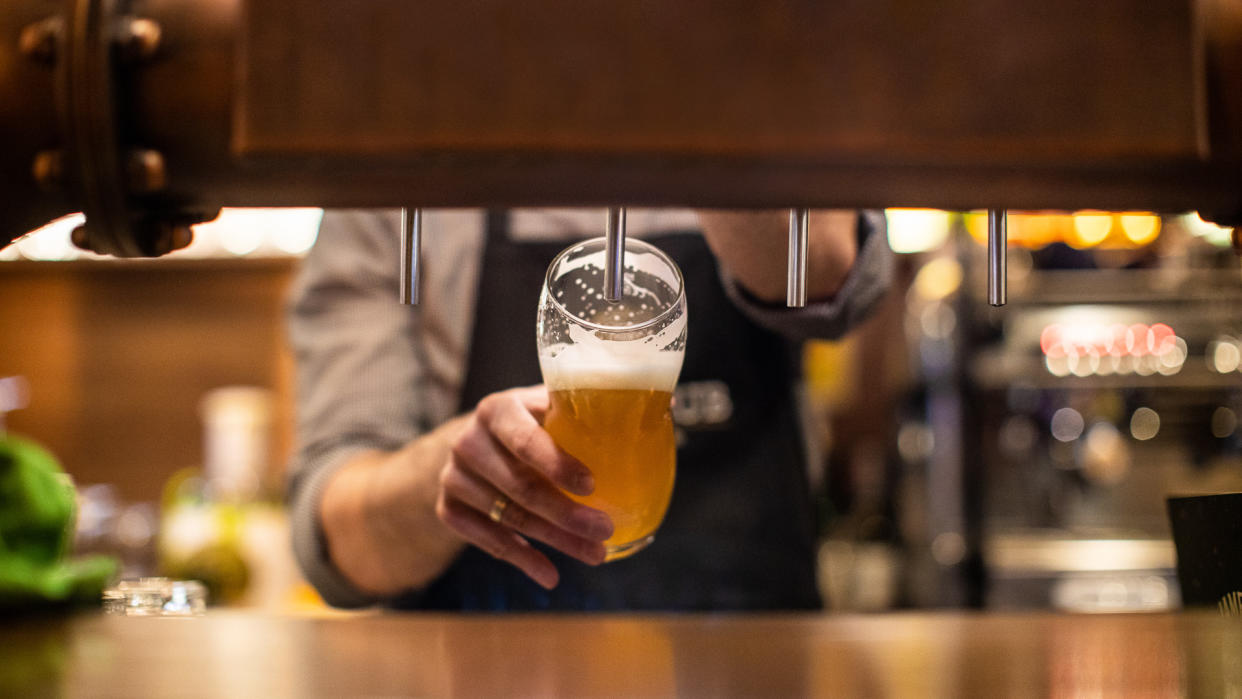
[285,209,424,608]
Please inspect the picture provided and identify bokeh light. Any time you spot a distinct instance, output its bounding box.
[1042,321,1183,376]
[191,208,324,257]
[1212,407,1238,439]
[1130,408,1160,441]
[1070,213,1112,248]
[1119,214,1161,245]
[886,209,952,254]
[1210,339,1241,373]
[911,257,963,302]
[1051,407,1085,442]
[14,213,84,261]
[1184,212,1234,247]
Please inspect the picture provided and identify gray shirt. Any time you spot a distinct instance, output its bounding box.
[287,208,892,607]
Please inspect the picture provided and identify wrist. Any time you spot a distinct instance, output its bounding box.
[320,450,404,595]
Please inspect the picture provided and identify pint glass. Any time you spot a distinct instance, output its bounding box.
[537,237,686,561]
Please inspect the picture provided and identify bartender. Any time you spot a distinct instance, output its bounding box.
[287,209,892,610]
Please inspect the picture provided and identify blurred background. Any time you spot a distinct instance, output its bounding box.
[2,207,1239,614]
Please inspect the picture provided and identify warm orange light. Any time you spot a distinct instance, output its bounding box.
[1119,214,1160,245]
[963,211,1163,250]
[1070,213,1112,248]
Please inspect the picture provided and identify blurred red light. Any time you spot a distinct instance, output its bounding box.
[1127,324,1149,356]
[1108,325,1126,357]
[1149,323,1175,355]
[1041,324,1065,358]
[1042,321,1179,362]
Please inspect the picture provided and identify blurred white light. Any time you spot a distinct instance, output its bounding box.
[215,214,263,255]
[15,213,84,261]
[886,209,952,254]
[1212,407,1238,439]
[1212,340,1241,374]
[1134,354,1158,376]
[1185,213,1234,247]
[1160,337,1188,368]
[0,243,20,261]
[270,208,323,254]
[1157,337,1186,376]
[1051,407,1085,442]
[1045,354,1071,378]
[1116,355,1135,375]
[1068,349,1099,377]
[1098,354,1119,377]
[1130,407,1160,441]
[192,208,323,257]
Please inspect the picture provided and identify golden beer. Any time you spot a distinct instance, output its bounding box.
[538,236,686,562]
[544,386,676,560]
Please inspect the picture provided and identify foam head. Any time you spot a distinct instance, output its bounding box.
[539,342,683,392]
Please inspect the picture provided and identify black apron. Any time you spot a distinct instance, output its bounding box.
[393,214,821,611]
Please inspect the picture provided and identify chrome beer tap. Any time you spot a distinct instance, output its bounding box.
[605,207,626,302]
[399,207,422,305]
[787,208,809,308]
[988,209,1006,307]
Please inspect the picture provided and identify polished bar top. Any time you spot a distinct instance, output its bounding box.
[1,611,1237,697]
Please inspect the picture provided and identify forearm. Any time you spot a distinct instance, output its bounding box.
[319,416,471,597]
[697,210,859,303]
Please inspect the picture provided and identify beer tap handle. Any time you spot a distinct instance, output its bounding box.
[399,207,422,305]
[605,207,627,302]
[987,208,1007,307]
[787,208,809,308]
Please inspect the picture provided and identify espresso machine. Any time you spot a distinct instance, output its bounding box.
[4,0,1242,303]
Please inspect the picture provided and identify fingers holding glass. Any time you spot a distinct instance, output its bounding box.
[435,495,559,589]
[449,416,612,539]
[475,391,595,496]
[433,396,614,586]
[438,457,609,569]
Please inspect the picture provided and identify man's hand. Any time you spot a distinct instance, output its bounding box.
[435,386,613,589]
[320,386,612,597]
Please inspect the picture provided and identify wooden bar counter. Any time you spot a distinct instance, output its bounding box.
[2,611,1239,697]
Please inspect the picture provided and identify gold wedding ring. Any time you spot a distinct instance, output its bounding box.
[488,496,510,524]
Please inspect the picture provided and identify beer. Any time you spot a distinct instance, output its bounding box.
[544,385,676,560]
[537,235,686,561]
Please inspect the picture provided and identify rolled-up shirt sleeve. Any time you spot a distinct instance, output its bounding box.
[285,209,423,608]
[717,210,892,341]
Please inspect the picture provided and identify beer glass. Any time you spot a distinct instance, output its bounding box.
[537,237,686,561]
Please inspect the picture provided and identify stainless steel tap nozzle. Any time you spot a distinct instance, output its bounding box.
[987,208,1006,307]
[605,207,626,302]
[399,207,422,305]
[787,208,809,308]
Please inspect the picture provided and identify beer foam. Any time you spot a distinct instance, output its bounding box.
[539,343,683,392]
